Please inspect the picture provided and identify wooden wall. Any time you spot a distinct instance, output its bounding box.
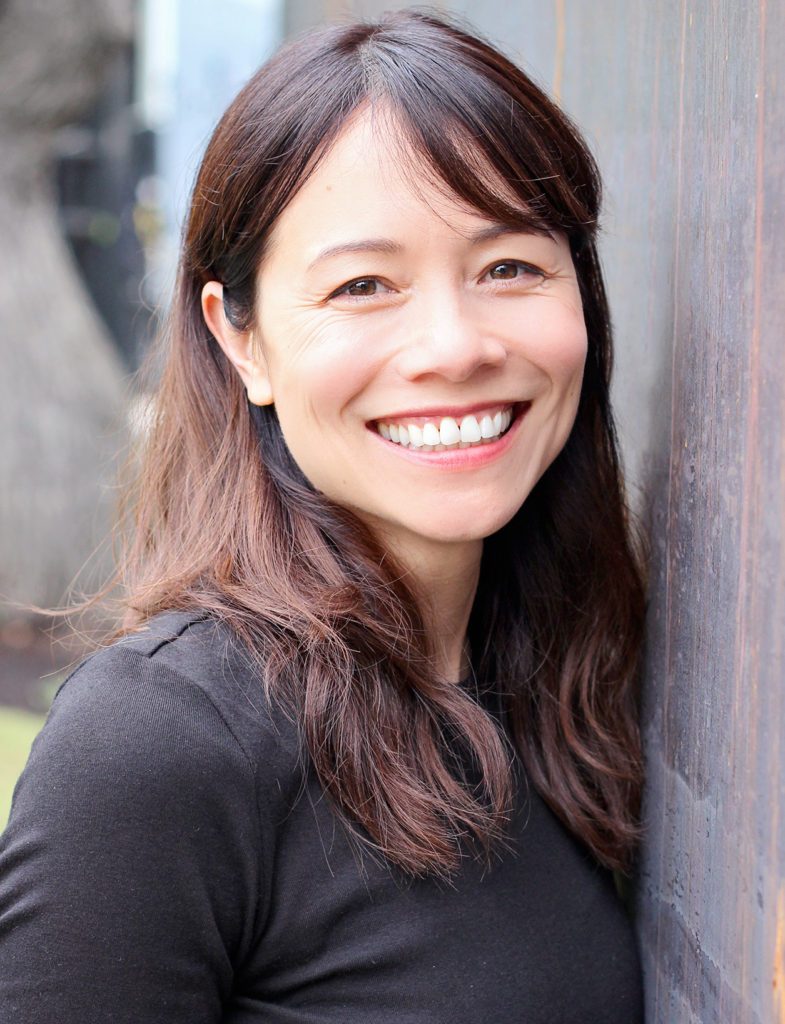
[285,2,785,1019]
[534,5,785,1021]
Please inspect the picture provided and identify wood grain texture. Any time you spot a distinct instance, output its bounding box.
[282,1,784,1018]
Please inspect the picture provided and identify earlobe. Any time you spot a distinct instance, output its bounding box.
[246,363,274,407]
[200,281,274,406]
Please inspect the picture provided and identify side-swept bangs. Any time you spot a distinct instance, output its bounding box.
[193,11,601,329]
[359,23,600,249]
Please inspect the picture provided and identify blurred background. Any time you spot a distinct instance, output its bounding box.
[1,2,783,1021]
[0,0,283,823]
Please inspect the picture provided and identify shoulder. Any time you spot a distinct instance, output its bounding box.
[2,611,276,1003]
[44,609,302,806]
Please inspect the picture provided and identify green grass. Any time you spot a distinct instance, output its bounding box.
[0,706,47,829]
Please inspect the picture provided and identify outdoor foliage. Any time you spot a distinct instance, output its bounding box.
[0,708,45,828]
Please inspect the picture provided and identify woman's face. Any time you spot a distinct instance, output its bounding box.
[209,110,587,568]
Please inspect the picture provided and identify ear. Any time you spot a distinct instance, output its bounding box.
[200,281,274,406]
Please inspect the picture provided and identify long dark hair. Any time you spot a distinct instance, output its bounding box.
[78,10,648,879]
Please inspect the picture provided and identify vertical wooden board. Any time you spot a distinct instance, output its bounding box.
[657,4,762,1017]
[746,0,785,1017]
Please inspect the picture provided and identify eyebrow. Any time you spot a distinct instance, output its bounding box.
[306,222,554,272]
[307,238,400,272]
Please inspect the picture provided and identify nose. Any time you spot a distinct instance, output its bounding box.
[394,291,508,383]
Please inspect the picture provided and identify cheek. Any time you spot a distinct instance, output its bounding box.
[266,312,386,431]
[516,300,588,388]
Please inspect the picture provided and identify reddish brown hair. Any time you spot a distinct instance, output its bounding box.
[72,10,648,879]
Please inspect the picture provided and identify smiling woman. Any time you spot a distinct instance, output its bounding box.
[202,107,588,602]
[0,10,647,1023]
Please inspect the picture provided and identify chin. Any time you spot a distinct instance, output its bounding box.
[400,508,522,546]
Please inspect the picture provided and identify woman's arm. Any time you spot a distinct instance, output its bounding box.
[0,648,263,1023]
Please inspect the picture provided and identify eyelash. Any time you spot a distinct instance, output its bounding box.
[483,261,548,287]
[329,260,548,302]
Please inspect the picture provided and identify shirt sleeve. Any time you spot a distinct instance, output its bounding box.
[0,649,263,1023]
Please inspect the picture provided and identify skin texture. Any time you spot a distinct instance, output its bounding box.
[202,107,587,681]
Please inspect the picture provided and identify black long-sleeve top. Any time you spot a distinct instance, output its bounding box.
[0,609,644,1022]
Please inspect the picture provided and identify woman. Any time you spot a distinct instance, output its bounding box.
[0,10,647,1022]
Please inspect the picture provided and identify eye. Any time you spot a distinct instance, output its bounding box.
[329,277,391,301]
[483,260,547,285]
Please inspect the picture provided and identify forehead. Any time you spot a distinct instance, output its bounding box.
[263,106,531,260]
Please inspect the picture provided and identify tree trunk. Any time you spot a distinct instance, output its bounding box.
[0,0,134,624]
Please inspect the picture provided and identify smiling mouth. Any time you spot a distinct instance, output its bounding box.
[371,402,529,451]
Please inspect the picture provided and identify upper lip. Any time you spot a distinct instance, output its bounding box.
[370,399,527,423]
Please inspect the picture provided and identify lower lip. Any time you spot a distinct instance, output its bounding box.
[366,403,531,471]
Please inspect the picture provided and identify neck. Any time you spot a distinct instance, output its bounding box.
[373,527,483,683]
[425,563,479,683]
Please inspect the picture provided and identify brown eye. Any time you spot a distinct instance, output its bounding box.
[486,260,545,282]
[341,278,378,297]
[489,262,521,280]
[329,277,397,303]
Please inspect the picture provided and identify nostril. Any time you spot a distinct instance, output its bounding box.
[394,324,508,384]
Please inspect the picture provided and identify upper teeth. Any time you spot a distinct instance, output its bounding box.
[376,407,514,449]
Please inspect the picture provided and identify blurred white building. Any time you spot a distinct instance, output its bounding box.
[137,0,282,304]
